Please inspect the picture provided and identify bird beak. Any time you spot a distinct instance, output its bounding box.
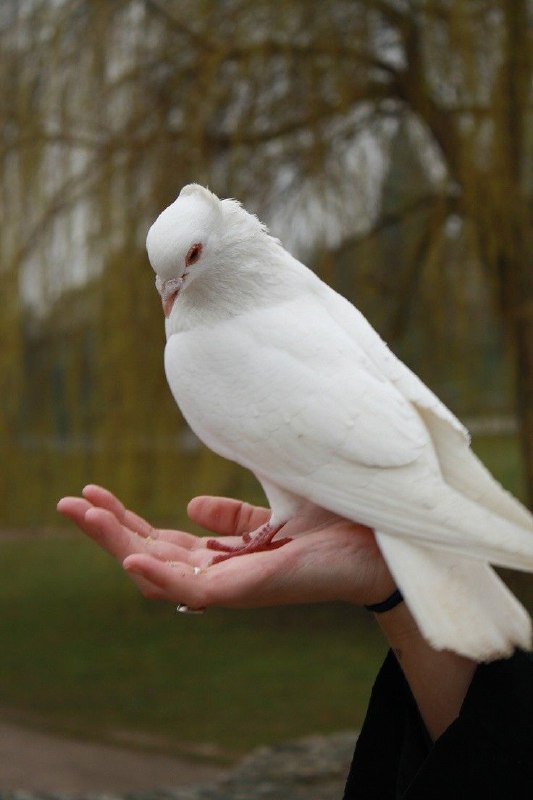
[155,276,183,317]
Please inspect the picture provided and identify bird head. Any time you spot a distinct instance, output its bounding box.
[146,184,226,318]
[147,184,295,332]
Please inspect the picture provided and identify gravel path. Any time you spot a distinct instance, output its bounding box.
[0,720,228,794]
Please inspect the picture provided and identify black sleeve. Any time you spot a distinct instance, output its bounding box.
[343,649,533,800]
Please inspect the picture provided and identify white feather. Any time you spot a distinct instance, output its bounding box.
[376,532,531,660]
[147,184,533,661]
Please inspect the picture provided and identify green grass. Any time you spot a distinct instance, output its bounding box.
[0,432,529,755]
[0,534,385,754]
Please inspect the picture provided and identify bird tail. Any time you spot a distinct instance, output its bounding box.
[376,531,532,661]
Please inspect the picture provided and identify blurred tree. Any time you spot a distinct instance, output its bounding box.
[1,0,531,521]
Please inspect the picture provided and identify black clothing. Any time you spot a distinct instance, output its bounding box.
[343,649,533,799]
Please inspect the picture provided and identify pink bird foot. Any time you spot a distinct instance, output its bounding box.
[207,521,292,564]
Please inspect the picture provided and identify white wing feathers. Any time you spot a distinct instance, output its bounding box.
[413,407,533,530]
[317,280,470,439]
[167,294,533,570]
[318,280,532,530]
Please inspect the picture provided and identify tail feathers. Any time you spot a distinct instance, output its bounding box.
[376,531,532,662]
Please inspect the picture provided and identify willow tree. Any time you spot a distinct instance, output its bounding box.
[1,0,532,521]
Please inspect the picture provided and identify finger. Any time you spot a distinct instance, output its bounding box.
[59,497,145,556]
[82,484,126,517]
[81,485,202,547]
[124,541,295,609]
[82,485,155,538]
[58,497,164,596]
[124,554,209,607]
[187,496,270,536]
[82,508,192,596]
[84,507,219,572]
[148,526,209,549]
[123,508,157,538]
[57,496,94,525]
[82,506,148,558]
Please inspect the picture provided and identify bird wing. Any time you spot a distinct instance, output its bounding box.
[165,290,533,570]
[165,293,432,476]
[166,294,443,534]
[316,280,533,530]
[316,279,469,439]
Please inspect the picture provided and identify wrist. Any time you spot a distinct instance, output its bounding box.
[358,565,397,608]
[373,599,421,649]
[365,587,404,613]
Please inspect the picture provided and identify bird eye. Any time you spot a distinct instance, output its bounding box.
[186,242,203,267]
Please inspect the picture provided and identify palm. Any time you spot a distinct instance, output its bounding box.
[57,485,393,610]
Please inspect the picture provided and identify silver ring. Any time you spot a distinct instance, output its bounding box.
[193,566,202,575]
[176,604,206,615]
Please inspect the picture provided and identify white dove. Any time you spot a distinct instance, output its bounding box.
[146,183,533,661]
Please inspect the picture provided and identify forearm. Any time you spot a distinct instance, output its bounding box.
[373,602,477,741]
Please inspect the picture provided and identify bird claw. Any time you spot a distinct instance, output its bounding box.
[206,521,291,564]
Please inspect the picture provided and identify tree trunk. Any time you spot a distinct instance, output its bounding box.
[515,313,533,509]
[492,0,532,508]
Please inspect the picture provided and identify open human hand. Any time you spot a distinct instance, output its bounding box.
[57,485,394,611]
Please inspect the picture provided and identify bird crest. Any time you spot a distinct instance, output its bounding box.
[179,183,221,209]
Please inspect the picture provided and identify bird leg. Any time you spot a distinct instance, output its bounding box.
[207,521,292,564]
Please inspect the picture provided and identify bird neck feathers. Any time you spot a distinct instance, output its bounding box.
[165,233,307,337]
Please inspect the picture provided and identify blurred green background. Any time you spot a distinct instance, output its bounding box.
[0,0,531,756]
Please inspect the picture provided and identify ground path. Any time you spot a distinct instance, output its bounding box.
[0,719,228,794]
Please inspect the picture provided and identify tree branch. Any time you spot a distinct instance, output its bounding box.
[345,191,458,249]
[142,0,217,51]
[207,82,397,148]
[388,198,450,339]
[11,161,102,269]
[363,0,410,29]
[220,39,400,79]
